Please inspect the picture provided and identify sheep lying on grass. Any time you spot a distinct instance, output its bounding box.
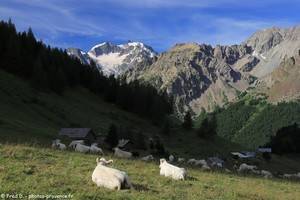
[177,158,185,163]
[90,143,104,154]
[159,158,187,180]
[187,158,197,165]
[195,159,207,167]
[283,173,300,180]
[52,139,66,150]
[260,170,273,178]
[141,155,154,162]
[113,147,132,158]
[237,163,257,173]
[92,157,132,190]
[75,143,90,153]
[69,140,84,149]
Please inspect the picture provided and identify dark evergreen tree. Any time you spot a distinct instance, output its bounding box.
[161,118,171,135]
[105,124,119,148]
[197,115,217,139]
[31,57,48,89]
[154,138,166,156]
[135,131,147,150]
[182,111,193,130]
[267,123,300,154]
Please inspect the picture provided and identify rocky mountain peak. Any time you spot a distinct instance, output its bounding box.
[245,27,284,54]
[67,41,157,76]
[66,48,90,65]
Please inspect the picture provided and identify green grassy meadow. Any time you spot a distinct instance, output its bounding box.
[1,69,300,199]
[0,144,300,200]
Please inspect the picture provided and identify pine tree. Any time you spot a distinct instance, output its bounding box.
[105,124,119,148]
[31,57,48,89]
[182,111,193,130]
[161,118,171,135]
[197,115,217,139]
[135,131,147,150]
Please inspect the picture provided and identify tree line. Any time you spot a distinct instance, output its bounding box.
[0,20,172,124]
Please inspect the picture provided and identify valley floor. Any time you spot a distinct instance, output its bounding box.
[0,144,300,200]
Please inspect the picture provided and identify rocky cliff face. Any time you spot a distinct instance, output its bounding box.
[67,26,300,116]
[255,53,300,102]
[136,43,252,115]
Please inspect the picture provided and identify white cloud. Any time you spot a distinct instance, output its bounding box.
[0,0,104,37]
[0,0,298,51]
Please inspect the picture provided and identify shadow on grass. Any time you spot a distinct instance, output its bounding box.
[187,176,198,181]
[132,183,156,192]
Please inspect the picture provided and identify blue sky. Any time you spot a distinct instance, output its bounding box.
[0,0,299,52]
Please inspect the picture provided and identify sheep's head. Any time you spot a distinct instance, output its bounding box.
[160,158,166,165]
[96,157,113,166]
[52,139,60,144]
[112,147,119,152]
[91,143,98,147]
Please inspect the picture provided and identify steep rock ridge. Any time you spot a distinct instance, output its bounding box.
[245,26,300,77]
[136,26,300,115]
[255,52,300,102]
[137,43,252,114]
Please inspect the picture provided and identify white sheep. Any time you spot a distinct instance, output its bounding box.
[177,158,185,163]
[194,159,207,167]
[141,155,154,162]
[75,143,90,153]
[169,155,175,162]
[261,170,273,178]
[92,158,132,190]
[251,169,261,175]
[113,147,132,158]
[52,139,66,150]
[187,158,197,165]
[159,158,187,180]
[194,159,211,170]
[69,140,84,149]
[90,143,104,154]
[283,173,300,179]
[237,163,257,173]
[201,164,211,170]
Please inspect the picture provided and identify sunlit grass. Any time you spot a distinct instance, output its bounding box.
[0,144,299,200]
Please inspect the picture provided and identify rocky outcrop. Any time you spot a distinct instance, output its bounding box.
[136,43,251,115]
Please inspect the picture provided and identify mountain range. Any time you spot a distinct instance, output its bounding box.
[67,26,300,116]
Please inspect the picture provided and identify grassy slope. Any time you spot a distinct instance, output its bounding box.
[0,69,159,144]
[0,144,300,200]
[208,94,300,149]
[1,70,300,199]
[0,69,242,157]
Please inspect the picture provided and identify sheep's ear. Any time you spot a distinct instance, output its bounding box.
[96,158,100,164]
[107,160,113,164]
[160,159,166,164]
